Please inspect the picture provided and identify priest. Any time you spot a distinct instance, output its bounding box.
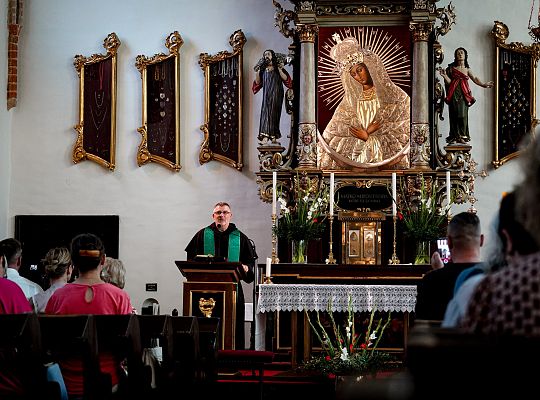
[185,201,257,349]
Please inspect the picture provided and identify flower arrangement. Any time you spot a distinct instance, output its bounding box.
[399,175,450,241]
[301,297,395,376]
[398,174,451,263]
[274,174,329,262]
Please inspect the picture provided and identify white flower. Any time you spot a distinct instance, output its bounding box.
[346,326,351,339]
[369,332,377,341]
[340,347,349,361]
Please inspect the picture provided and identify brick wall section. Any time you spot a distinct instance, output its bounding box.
[7,0,23,110]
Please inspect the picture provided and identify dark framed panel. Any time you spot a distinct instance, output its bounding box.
[491,21,539,168]
[198,30,246,171]
[135,31,183,172]
[14,215,119,289]
[73,33,120,170]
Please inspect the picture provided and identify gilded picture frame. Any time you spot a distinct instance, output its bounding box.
[135,31,183,172]
[491,21,540,169]
[198,30,246,171]
[73,33,120,171]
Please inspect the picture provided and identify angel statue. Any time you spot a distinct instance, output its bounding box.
[439,47,494,144]
[252,49,293,145]
[318,35,410,170]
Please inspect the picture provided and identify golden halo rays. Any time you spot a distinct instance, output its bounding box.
[318,26,411,112]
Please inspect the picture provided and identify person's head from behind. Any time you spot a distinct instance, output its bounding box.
[70,233,105,274]
[498,191,538,258]
[101,257,125,289]
[212,202,232,232]
[0,238,22,270]
[43,247,73,283]
[447,212,483,260]
[516,135,540,246]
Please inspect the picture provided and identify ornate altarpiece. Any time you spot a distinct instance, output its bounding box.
[255,0,482,266]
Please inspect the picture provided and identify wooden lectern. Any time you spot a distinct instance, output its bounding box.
[175,260,244,350]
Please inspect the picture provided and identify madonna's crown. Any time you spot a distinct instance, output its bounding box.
[330,34,366,75]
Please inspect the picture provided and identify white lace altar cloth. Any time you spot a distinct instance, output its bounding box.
[257,284,416,313]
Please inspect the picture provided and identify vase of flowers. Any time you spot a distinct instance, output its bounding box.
[398,174,451,264]
[291,239,308,263]
[301,296,395,377]
[275,174,329,263]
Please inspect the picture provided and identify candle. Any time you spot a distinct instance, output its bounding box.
[272,172,277,215]
[446,171,451,212]
[391,173,397,217]
[265,257,272,278]
[329,173,335,216]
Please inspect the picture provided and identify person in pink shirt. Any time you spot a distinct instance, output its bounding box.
[0,250,31,314]
[0,249,32,399]
[45,233,133,398]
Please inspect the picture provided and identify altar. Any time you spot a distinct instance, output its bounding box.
[256,264,423,366]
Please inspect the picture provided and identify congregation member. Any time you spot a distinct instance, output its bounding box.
[101,256,126,289]
[45,233,133,399]
[31,247,73,313]
[443,191,538,327]
[0,250,32,314]
[0,238,43,299]
[462,137,540,335]
[185,201,257,349]
[414,212,483,321]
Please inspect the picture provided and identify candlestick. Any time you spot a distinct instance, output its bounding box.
[391,173,397,217]
[446,171,451,211]
[329,173,335,216]
[272,172,277,215]
[265,257,272,279]
[388,215,401,264]
[325,214,337,264]
[271,214,279,265]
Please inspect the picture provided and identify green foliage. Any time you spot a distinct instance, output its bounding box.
[399,175,450,241]
[274,175,329,241]
[301,297,395,376]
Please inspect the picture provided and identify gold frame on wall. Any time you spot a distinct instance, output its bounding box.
[491,21,540,169]
[135,31,183,172]
[73,32,120,171]
[198,30,246,171]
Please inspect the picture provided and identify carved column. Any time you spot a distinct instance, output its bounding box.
[409,22,434,170]
[296,23,319,169]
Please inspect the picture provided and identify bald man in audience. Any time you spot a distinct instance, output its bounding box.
[415,212,483,321]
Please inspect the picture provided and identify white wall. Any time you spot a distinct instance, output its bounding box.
[1,2,11,239]
[5,0,534,313]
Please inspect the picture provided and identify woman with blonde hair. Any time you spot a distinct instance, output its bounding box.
[31,247,73,313]
[101,256,125,289]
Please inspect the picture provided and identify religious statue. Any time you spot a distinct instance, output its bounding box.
[439,47,494,144]
[317,35,410,170]
[252,49,293,145]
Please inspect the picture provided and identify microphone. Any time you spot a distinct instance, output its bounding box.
[249,239,258,261]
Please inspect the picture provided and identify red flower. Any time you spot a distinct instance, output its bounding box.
[313,218,318,223]
[349,344,353,352]
[360,343,367,349]
[397,211,404,221]
[325,355,331,361]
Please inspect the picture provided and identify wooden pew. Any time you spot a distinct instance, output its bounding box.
[0,313,59,399]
